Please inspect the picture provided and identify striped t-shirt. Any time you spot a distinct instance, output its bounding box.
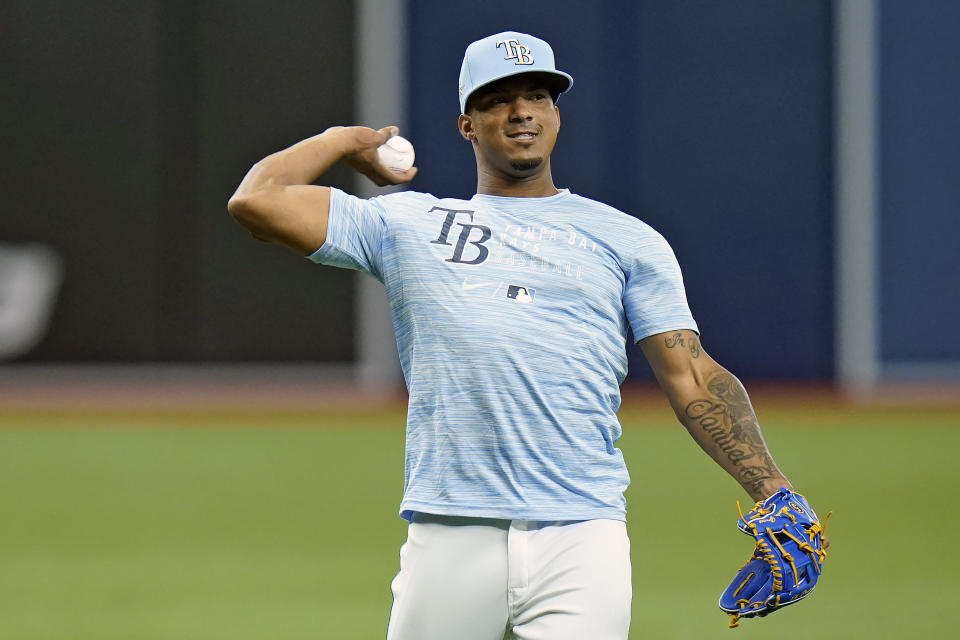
[310,187,698,521]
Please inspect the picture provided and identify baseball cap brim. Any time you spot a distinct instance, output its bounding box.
[462,69,574,113]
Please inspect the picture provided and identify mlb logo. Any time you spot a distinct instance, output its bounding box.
[506,285,535,304]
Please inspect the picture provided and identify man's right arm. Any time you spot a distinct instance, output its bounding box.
[227,125,417,255]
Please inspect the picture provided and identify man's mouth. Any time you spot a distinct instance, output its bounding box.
[506,130,538,140]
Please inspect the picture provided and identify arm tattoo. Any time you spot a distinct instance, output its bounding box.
[664,332,685,348]
[682,370,781,498]
[664,332,701,359]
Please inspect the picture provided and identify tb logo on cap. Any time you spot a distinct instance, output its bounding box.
[496,39,534,65]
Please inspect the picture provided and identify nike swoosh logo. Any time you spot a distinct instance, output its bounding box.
[461,279,494,291]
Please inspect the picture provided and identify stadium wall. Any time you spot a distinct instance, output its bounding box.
[2,0,958,386]
[0,0,360,363]
[408,0,835,380]
[878,0,960,378]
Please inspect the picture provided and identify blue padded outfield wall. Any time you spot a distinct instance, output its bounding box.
[408,0,835,379]
[7,2,955,379]
[879,0,960,371]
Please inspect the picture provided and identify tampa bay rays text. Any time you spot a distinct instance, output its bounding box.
[428,206,597,280]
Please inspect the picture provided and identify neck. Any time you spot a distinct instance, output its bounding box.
[475,163,560,198]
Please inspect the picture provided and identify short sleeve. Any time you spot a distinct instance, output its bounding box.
[306,187,387,282]
[623,230,699,341]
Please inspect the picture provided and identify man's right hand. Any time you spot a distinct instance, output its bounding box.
[337,125,418,186]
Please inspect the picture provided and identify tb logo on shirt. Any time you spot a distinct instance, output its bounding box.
[429,207,491,265]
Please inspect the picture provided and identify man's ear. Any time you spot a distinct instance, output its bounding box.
[555,105,561,128]
[458,113,476,143]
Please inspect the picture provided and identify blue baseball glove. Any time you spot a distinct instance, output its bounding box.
[719,488,829,628]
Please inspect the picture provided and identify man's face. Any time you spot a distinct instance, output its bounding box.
[459,73,561,178]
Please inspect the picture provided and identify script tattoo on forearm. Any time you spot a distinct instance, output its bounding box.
[664,332,701,359]
[682,370,780,498]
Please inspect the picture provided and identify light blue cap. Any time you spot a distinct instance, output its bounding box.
[458,31,574,113]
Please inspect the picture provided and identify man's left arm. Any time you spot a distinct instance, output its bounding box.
[638,329,791,502]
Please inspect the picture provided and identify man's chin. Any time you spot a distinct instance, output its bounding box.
[508,157,544,173]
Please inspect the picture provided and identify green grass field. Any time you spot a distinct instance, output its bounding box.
[2,401,958,639]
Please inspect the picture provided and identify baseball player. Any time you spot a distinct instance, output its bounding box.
[229,31,823,640]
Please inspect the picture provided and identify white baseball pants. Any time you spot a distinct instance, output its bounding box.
[386,514,632,640]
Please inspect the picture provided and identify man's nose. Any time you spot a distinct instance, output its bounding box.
[508,98,533,121]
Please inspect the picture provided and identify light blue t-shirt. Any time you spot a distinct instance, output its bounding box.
[310,187,698,521]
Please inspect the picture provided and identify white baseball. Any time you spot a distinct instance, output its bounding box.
[376,135,415,172]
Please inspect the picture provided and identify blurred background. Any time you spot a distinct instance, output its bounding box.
[2,0,957,393]
[1,1,958,638]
